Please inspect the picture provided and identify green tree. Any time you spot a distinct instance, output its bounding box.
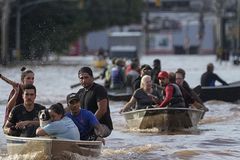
[9,0,143,60]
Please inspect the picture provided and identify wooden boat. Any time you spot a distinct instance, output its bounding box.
[108,89,132,101]
[5,135,102,157]
[121,108,204,130]
[193,81,240,102]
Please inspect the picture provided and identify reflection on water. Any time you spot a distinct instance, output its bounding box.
[1,151,49,160]
[0,55,240,159]
[1,151,99,160]
[102,144,159,160]
[173,150,202,159]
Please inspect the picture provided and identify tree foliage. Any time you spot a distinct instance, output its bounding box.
[9,0,143,60]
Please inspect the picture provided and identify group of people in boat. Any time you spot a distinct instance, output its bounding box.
[119,68,208,113]
[103,58,227,113]
[1,67,112,144]
[100,58,162,92]
[0,59,228,143]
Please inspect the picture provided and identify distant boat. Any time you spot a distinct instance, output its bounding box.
[5,135,102,157]
[107,89,132,101]
[193,81,240,102]
[121,108,204,130]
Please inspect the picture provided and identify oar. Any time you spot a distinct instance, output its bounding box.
[70,83,81,89]
[0,74,17,87]
[70,75,101,89]
[228,80,240,86]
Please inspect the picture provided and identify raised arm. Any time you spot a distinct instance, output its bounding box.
[0,74,18,87]
[5,84,20,117]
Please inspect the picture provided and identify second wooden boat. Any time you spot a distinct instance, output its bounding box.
[193,81,240,102]
[121,108,204,131]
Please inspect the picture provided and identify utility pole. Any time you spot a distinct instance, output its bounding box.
[197,9,205,54]
[145,0,150,54]
[214,0,225,60]
[15,0,21,61]
[237,0,240,51]
[184,20,190,54]
[1,0,11,65]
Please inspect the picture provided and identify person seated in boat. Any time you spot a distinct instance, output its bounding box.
[77,67,113,138]
[101,58,117,89]
[65,93,105,143]
[125,57,140,75]
[3,84,45,137]
[2,67,35,126]
[151,58,161,85]
[120,75,163,113]
[157,71,185,108]
[168,72,176,83]
[96,47,106,60]
[169,71,192,105]
[201,63,228,87]
[36,103,80,140]
[176,68,209,111]
[110,58,126,89]
[125,62,140,93]
[132,64,152,91]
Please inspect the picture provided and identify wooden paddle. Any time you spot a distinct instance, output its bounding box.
[70,75,101,89]
[70,83,81,89]
[0,74,17,87]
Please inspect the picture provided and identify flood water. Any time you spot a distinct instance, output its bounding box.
[0,55,240,160]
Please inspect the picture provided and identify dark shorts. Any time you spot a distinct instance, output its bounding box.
[100,124,112,138]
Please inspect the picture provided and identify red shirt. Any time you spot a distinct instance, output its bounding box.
[159,84,174,108]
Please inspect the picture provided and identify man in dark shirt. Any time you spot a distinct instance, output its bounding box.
[201,63,228,87]
[151,59,161,85]
[77,67,113,138]
[3,84,45,137]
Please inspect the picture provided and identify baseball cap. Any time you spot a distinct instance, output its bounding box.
[158,71,169,79]
[67,93,79,104]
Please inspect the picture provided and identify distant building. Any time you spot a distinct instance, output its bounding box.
[73,0,237,55]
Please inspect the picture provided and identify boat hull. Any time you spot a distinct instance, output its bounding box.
[122,108,204,130]
[194,81,240,102]
[5,135,102,157]
[108,89,131,101]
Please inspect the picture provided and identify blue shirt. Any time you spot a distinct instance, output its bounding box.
[43,116,80,140]
[66,109,99,140]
